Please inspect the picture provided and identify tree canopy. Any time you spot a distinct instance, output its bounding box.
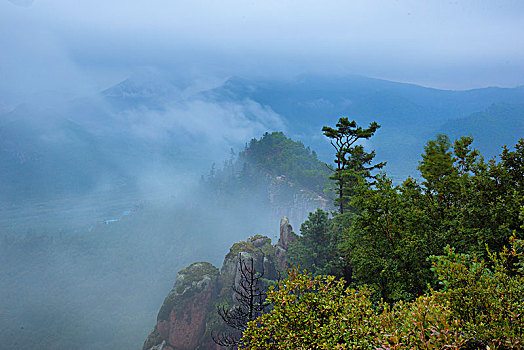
[322,117,385,214]
[240,132,524,348]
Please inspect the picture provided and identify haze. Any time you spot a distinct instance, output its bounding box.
[1,1,524,349]
[2,0,524,106]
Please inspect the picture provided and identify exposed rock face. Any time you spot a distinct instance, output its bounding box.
[269,176,331,228]
[205,235,279,347]
[143,222,292,350]
[275,216,297,270]
[143,262,219,350]
[220,235,279,298]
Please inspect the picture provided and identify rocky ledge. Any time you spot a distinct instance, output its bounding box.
[143,217,297,350]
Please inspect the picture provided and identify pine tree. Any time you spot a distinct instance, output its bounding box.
[322,117,385,214]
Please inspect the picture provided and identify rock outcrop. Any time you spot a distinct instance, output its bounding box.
[268,175,331,228]
[275,216,297,270]
[143,224,291,350]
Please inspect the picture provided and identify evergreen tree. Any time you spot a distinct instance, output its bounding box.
[287,209,339,276]
[322,117,385,214]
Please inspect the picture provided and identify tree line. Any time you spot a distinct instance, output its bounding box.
[216,118,524,349]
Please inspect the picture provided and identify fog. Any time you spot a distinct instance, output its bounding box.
[0,73,271,347]
[1,0,524,349]
[0,66,292,348]
[2,0,524,103]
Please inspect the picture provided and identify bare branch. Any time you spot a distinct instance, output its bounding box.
[213,253,272,348]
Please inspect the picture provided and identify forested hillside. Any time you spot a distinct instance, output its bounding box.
[200,131,333,227]
[144,119,524,349]
[241,132,330,193]
[240,120,524,349]
[440,103,524,156]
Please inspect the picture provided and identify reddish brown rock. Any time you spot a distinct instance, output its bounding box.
[143,262,219,350]
[144,227,286,350]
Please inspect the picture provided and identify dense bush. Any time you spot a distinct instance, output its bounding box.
[241,266,379,349]
[241,236,524,349]
[340,137,524,301]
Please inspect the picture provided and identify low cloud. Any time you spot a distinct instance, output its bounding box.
[119,97,286,160]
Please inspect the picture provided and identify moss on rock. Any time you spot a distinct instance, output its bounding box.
[157,262,219,322]
[175,262,219,294]
[225,241,258,261]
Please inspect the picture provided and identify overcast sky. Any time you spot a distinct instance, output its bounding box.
[1,0,524,102]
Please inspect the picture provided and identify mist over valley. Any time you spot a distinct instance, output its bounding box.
[1,71,523,349]
[1,1,523,349]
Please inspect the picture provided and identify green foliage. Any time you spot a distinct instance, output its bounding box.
[287,209,341,276]
[344,174,431,298]
[241,266,379,350]
[339,137,524,302]
[378,294,467,349]
[240,131,331,194]
[322,117,386,214]
[241,236,524,349]
[418,134,455,193]
[429,238,524,349]
[239,133,524,348]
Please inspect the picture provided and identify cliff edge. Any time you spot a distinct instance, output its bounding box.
[143,217,296,350]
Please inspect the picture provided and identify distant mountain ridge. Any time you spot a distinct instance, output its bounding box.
[204,75,524,179]
[440,103,524,157]
[0,73,522,202]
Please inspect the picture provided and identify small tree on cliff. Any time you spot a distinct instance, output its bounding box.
[287,209,338,276]
[322,117,385,214]
[212,254,271,348]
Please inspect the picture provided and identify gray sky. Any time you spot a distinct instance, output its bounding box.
[1,0,524,102]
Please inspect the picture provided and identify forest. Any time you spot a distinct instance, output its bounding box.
[223,119,524,349]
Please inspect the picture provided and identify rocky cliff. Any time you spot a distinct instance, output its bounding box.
[143,218,296,350]
[268,175,332,230]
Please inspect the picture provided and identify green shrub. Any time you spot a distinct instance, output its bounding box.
[241,266,379,349]
[429,237,524,349]
[241,236,524,349]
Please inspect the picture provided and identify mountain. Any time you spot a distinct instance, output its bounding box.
[440,103,524,158]
[203,75,524,180]
[1,74,523,203]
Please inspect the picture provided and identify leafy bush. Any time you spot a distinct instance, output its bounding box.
[241,236,524,349]
[241,266,379,349]
[378,295,466,349]
[429,237,524,349]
